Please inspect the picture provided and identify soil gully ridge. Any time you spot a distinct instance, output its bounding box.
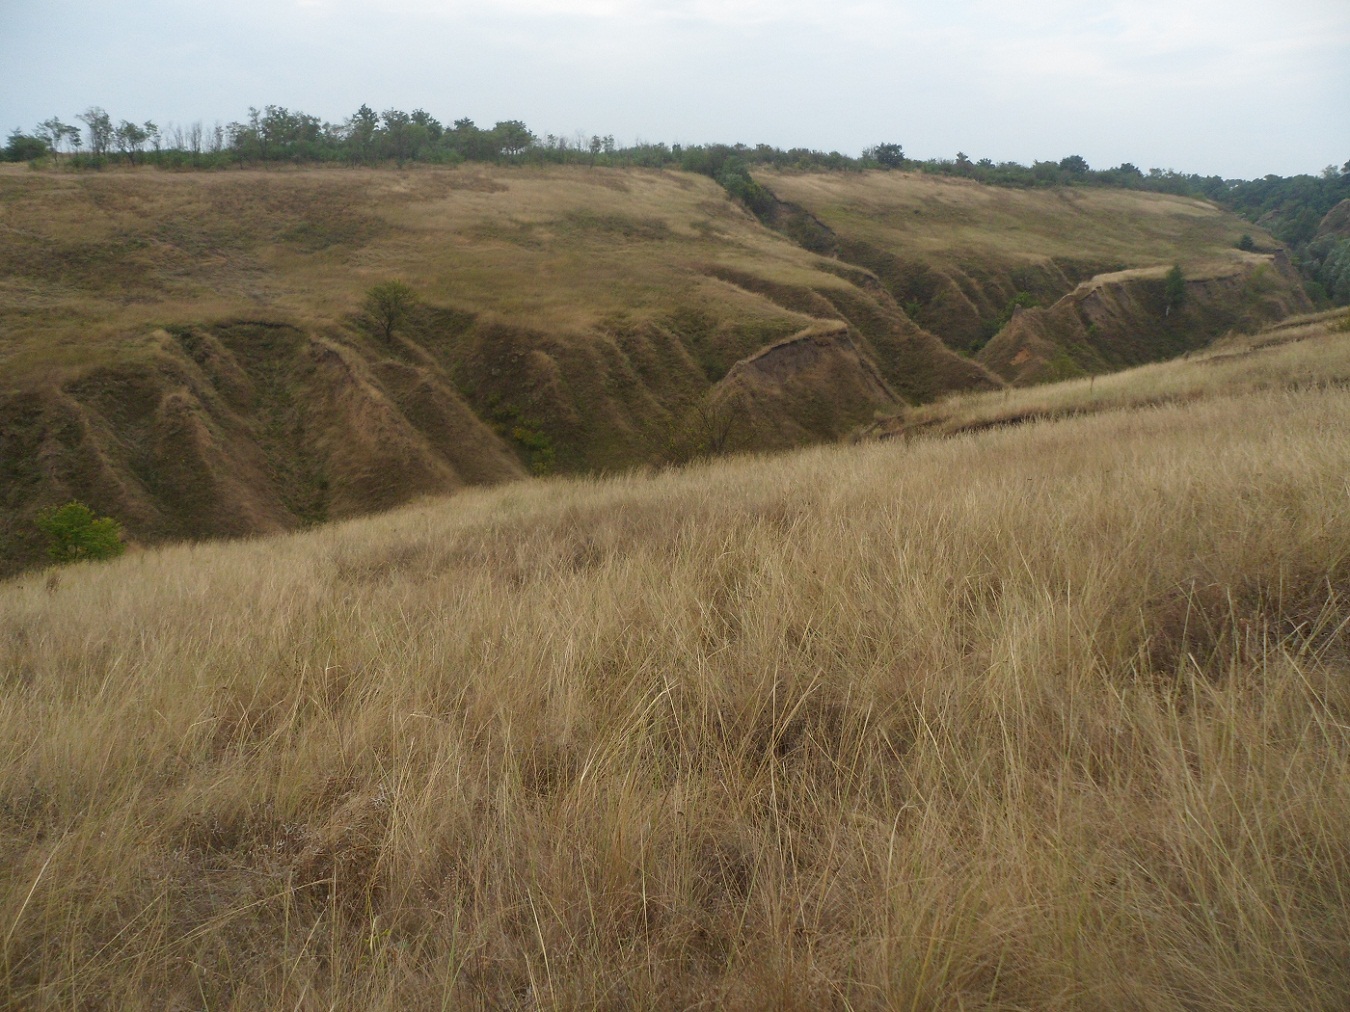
[0,168,1312,575]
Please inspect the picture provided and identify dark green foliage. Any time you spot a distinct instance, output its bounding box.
[364,281,418,341]
[3,129,47,162]
[1237,234,1257,251]
[511,423,556,475]
[977,291,1040,349]
[77,107,113,156]
[36,502,125,563]
[1164,265,1187,310]
[1305,237,1350,305]
[865,143,905,168]
[715,156,776,218]
[1223,173,1350,248]
[492,120,534,159]
[113,119,150,165]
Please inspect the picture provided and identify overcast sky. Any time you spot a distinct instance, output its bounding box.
[2,0,1347,178]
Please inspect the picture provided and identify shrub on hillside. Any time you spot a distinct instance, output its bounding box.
[1165,264,1187,312]
[363,280,418,341]
[35,502,125,564]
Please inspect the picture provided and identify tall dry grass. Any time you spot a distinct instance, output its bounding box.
[2,360,1349,1007]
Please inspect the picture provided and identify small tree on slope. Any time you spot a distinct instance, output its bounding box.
[36,502,125,564]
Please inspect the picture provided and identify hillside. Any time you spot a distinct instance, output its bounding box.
[978,253,1311,384]
[1,164,1308,574]
[2,312,1348,1009]
[0,164,996,575]
[757,169,1310,360]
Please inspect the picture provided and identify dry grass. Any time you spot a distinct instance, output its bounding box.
[756,168,1272,355]
[0,164,1268,389]
[2,318,1349,1008]
[880,308,1350,439]
[0,165,837,388]
[761,169,1257,269]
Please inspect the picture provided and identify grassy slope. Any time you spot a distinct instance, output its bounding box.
[0,164,807,379]
[1,164,1001,575]
[880,307,1350,437]
[758,169,1289,353]
[0,165,1313,577]
[2,314,1349,1009]
[977,255,1314,384]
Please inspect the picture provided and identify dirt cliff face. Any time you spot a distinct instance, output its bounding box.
[1318,200,1350,240]
[707,324,899,452]
[0,322,527,575]
[976,254,1313,385]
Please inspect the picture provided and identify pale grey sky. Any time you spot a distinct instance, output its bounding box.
[2,0,1347,178]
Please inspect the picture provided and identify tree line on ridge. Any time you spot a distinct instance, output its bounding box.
[5,103,1349,305]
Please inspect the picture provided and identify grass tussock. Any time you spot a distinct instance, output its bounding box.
[3,338,1350,1007]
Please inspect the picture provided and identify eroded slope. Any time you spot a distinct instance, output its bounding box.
[758,169,1305,357]
[0,165,993,574]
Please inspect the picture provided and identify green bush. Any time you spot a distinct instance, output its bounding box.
[511,424,556,475]
[364,280,417,341]
[1164,265,1187,311]
[36,502,125,563]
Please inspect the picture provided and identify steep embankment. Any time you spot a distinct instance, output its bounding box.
[757,169,1306,360]
[978,253,1313,384]
[0,321,526,567]
[0,165,995,575]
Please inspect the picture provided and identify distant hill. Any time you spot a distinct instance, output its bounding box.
[0,164,1309,574]
[756,169,1309,362]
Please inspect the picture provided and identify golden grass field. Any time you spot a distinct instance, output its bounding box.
[0,164,831,384]
[760,169,1253,272]
[2,311,1348,1009]
[0,163,1275,386]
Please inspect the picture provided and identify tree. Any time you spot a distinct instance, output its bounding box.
[346,104,380,164]
[715,156,774,217]
[364,281,417,341]
[869,142,904,168]
[1059,154,1090,175]
[37,117,73,160]
[36,502,125,563]
[78,106,113,157]
[381,108,412,165]
[4,129,47,162]
[114,119,149,164]
[410,108,443,142]
[1164,264,1186,314]
[493,120,534,159]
